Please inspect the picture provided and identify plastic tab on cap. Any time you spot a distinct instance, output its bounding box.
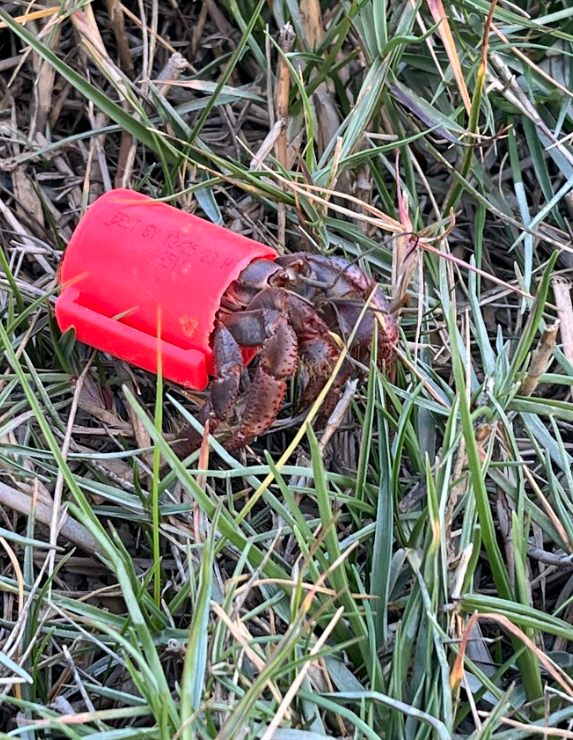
[55,189,278,389]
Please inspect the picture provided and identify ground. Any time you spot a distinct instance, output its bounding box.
[1,1,573,738]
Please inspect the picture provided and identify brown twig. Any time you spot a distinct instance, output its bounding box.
[0,482,99,557]
[104,0,134,78]
[275,23,295,251]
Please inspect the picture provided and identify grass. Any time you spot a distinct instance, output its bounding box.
[1,0,573,737]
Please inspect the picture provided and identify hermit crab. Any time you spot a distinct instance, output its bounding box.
[185,253,399,452]
[54,189,398,453]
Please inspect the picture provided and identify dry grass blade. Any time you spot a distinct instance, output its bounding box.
[259,606,344,740]
[453,612,573,699]
[0,6,60,30]
[425,0,471,114]
[552,278,573,373]
[70,4,134,105]
[519,322,559,396]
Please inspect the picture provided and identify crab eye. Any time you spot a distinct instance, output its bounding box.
[270,267,295,286]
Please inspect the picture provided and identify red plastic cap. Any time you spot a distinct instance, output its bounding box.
[55,189,277,389]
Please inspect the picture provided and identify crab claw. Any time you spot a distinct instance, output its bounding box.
[208,309,299,450]
[244,287,351,422]
[228,317,299,450]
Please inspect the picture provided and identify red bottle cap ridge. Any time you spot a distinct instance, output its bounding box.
[55,189,278,389]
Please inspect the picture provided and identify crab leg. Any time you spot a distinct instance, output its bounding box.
[182,323,245,449]
[209,323,245,421]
